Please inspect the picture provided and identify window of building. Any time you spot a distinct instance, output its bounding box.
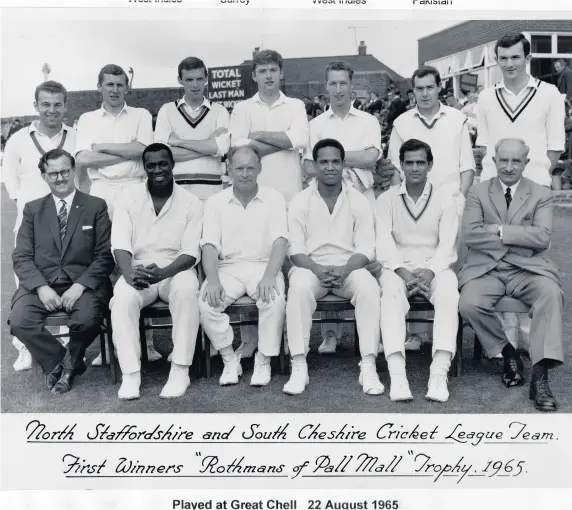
[531,35,552,54]
[557,35,572,54]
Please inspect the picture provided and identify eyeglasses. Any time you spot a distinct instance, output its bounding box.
[45,169,71,181]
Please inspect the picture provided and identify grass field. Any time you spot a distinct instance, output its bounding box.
[1,185,571,413]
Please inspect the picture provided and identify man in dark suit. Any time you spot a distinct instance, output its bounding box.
[554,58,572,101]
[459,138,564,412]
[10,148,114,394]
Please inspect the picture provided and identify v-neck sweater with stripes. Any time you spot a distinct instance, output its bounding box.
[375,183,458,274]
[154,100,230,177]
[476,78,565,186]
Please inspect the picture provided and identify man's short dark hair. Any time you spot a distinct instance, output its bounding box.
[252,49,283,72]
[324,60,354,82]
[178,57,208,79]
[312,138,345,162]
[555,58,568,67]
[399,139,433,164]
[227,145,262,166]
[38,148,75,174]
[98,64,129,86]
[494,32,530,57]
[407,89,413,94]
[411,66,441,88]
[142,143,175,166]
[35,81,68,103]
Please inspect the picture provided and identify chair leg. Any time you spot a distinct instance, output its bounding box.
[473,334,483,361]
[353,321,359,357]
[100,329,108,367]
[203,330,211,379]
[139,316,149,365]
[279,331,286,375]
[191,326,203,379]
[451,314,463,377]
[106,320,118,385]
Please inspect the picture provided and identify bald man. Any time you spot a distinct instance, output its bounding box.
[459,138,564,413]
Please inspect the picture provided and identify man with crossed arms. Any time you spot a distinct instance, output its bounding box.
[75,63,157,366]
[199,145,288,386]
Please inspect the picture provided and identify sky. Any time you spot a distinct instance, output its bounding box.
[0,8,461,117]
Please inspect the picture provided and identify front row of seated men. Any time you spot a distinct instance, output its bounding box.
[10,137,564,412]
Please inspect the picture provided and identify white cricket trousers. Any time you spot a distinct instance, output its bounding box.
[287,267,381,357]
[199,262,286,357]
[110,270,200,374]
[379,269,459,358]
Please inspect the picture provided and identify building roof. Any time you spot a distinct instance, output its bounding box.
[242,54,404,83]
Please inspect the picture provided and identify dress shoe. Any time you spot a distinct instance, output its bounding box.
[502,355,524,388]
[52,369,76,394]
[358,361,384,395]
[46,363,64,391]
[51,360,87,395]
[529,376,558,412]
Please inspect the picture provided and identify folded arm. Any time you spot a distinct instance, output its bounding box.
[92,141,147,160]
[501,193,553,250]
[461,190,505,254]
[75,150,127,169]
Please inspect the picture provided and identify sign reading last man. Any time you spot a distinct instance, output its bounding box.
[208,66,255,109]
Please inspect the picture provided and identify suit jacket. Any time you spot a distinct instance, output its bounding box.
[458,177,561,288]
[12,190,114,306]
[557,66,572,100]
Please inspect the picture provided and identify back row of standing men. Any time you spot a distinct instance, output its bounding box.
[5,32,566,411]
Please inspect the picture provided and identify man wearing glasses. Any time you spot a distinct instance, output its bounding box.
[9,149,114,394]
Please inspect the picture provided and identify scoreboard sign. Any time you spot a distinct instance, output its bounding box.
[207,65,255,109]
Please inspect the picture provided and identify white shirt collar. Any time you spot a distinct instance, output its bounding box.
[325,105,359,121]
[227,185,264,205]
[497,75,539,92]
[397,179,432,198]
[177,96,211,111]
[413,103,446,122]
[29,121,68,138]
[499,178,521,194]
[100,102,129,117]
[52,188,76,209]
[252,91,287,107]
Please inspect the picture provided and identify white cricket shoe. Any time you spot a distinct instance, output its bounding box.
[282,361,309,395]
[389,374,414,402]
[250,352,271,387]
[118,372,141,400]
[219,355,243,386]
[13,345,32,372]
[318,330,338,354]
[358,361,384,395]
[404,334,422,351]
[160,365,190,398]
[426,374,449,403]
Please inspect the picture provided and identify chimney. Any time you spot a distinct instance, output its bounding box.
[358,41,367,56]
[253,47,260,58]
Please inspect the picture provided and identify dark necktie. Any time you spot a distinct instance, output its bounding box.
[58,199,68,241]
[505,187,512,209]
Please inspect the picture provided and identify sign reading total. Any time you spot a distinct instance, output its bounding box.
[208,66,254,109]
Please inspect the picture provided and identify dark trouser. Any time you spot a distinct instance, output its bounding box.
[459,263,564,368]
[10,285,106,375]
